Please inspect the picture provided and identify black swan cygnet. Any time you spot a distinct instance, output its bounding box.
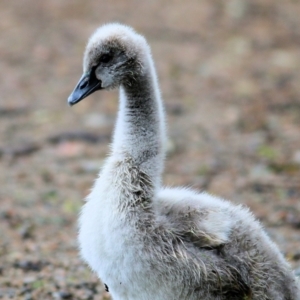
[68,23,300,300]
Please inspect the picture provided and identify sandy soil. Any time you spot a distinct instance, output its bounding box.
[0,0,300,299]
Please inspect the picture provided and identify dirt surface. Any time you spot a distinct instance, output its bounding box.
[1,0,300,299]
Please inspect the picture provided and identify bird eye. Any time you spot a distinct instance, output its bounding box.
[99,54,112,63]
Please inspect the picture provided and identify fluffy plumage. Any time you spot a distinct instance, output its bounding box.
[68,23,300,300]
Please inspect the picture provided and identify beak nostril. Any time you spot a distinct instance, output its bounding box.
[79,78,89,90]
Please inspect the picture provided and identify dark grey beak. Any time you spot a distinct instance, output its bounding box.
[68,69,102,106]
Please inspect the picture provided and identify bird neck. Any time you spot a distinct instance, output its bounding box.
[111,56,166,187]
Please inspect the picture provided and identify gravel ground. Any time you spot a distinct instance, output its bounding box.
[1,1,300,299]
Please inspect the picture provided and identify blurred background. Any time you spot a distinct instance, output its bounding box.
[1,0,300,299]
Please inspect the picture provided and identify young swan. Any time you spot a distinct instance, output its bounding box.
[68,23,300,300]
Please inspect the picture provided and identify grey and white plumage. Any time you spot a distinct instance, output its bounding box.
[68,23,300,300]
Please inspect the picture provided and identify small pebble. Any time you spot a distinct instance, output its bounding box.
[14,260,46,272]
[53,291,73,299]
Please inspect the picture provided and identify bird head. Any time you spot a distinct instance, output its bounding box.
[68,23,150,106]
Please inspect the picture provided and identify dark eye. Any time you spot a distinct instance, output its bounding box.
[99,54,113,63]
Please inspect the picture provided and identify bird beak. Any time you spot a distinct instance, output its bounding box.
[68,70,102,106]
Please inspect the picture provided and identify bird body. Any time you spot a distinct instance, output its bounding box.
[68,23,300,300]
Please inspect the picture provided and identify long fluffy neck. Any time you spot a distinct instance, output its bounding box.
[111,54,166,188]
